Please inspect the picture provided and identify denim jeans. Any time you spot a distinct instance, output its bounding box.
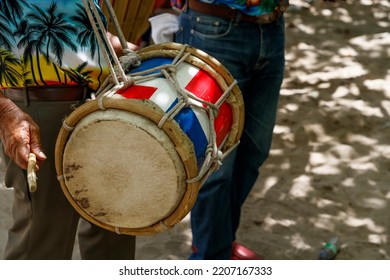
[175,7,286,259]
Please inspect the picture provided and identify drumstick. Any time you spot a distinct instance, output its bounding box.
[27,153,37,193]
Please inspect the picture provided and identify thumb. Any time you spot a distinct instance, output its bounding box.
[29,132,47,166]
[30,146,47,161]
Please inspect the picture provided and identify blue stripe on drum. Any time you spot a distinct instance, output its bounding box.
[167,100,208,167]
[130,57,208,167]
[129,57,173,76]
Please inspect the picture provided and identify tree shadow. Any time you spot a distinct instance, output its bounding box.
[238,0,390,260]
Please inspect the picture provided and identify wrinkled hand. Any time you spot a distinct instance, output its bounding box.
[0,97,46,170]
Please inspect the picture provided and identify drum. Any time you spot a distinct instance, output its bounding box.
[55,42,244,235]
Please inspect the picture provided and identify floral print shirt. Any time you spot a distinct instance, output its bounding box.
[0,0,109,90]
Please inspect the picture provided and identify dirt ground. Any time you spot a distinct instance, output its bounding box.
[237,0,390,260]
[1,0,389,260]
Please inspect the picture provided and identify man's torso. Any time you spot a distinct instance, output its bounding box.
[0,0,108,90]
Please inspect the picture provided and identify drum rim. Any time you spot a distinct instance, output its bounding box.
[61,108,188,229]
[55,98,201,235]
[55,42,244,235]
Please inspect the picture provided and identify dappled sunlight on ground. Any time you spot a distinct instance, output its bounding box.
[237,0,390,259]
[0,0,388,260]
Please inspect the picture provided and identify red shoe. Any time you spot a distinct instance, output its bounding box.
[191,243,264,260]
[230,242,265,260]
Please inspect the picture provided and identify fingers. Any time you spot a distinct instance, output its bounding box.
[29,124,47,170]
[6,132,46,171]
[127,41,140,51]
[3,137,31,170]
[0,104,46,170]
[18,122,47,170]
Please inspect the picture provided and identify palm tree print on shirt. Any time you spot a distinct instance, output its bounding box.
[0,10,14,51]
[0,49,23,87]
[70,3,104,88]
[23,3,78,85]
[0,0,108,90]
[0,0,29,28]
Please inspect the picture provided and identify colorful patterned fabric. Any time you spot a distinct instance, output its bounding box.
[0,0,109,90]
[170,0,187,11]
[171,0,289,16]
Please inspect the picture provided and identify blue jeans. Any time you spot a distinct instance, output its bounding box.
[175,7,286,259]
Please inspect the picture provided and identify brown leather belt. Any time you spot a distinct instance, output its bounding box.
[3,86,88,102]
[187,0,280,24]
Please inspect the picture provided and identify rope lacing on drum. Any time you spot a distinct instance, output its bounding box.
[62,120,75,132]
[159,221,170,231]
[125,44,238,183]
[82,0,238,184]
[82,0,140,103]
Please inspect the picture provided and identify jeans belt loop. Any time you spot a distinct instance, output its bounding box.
[234,11,242,25]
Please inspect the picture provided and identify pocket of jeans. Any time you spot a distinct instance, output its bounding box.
[191,15,232,39]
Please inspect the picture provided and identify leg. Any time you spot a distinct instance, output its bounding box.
[189,151,237,259]
[176,9,256,259]
[230,17,286,236]
[2,101,81,259]
[176,8,285,259]
[78,219,136,260]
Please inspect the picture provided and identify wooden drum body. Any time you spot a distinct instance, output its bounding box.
[55,43,244,235]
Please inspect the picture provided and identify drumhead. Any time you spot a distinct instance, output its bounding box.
[62,109,186,229]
